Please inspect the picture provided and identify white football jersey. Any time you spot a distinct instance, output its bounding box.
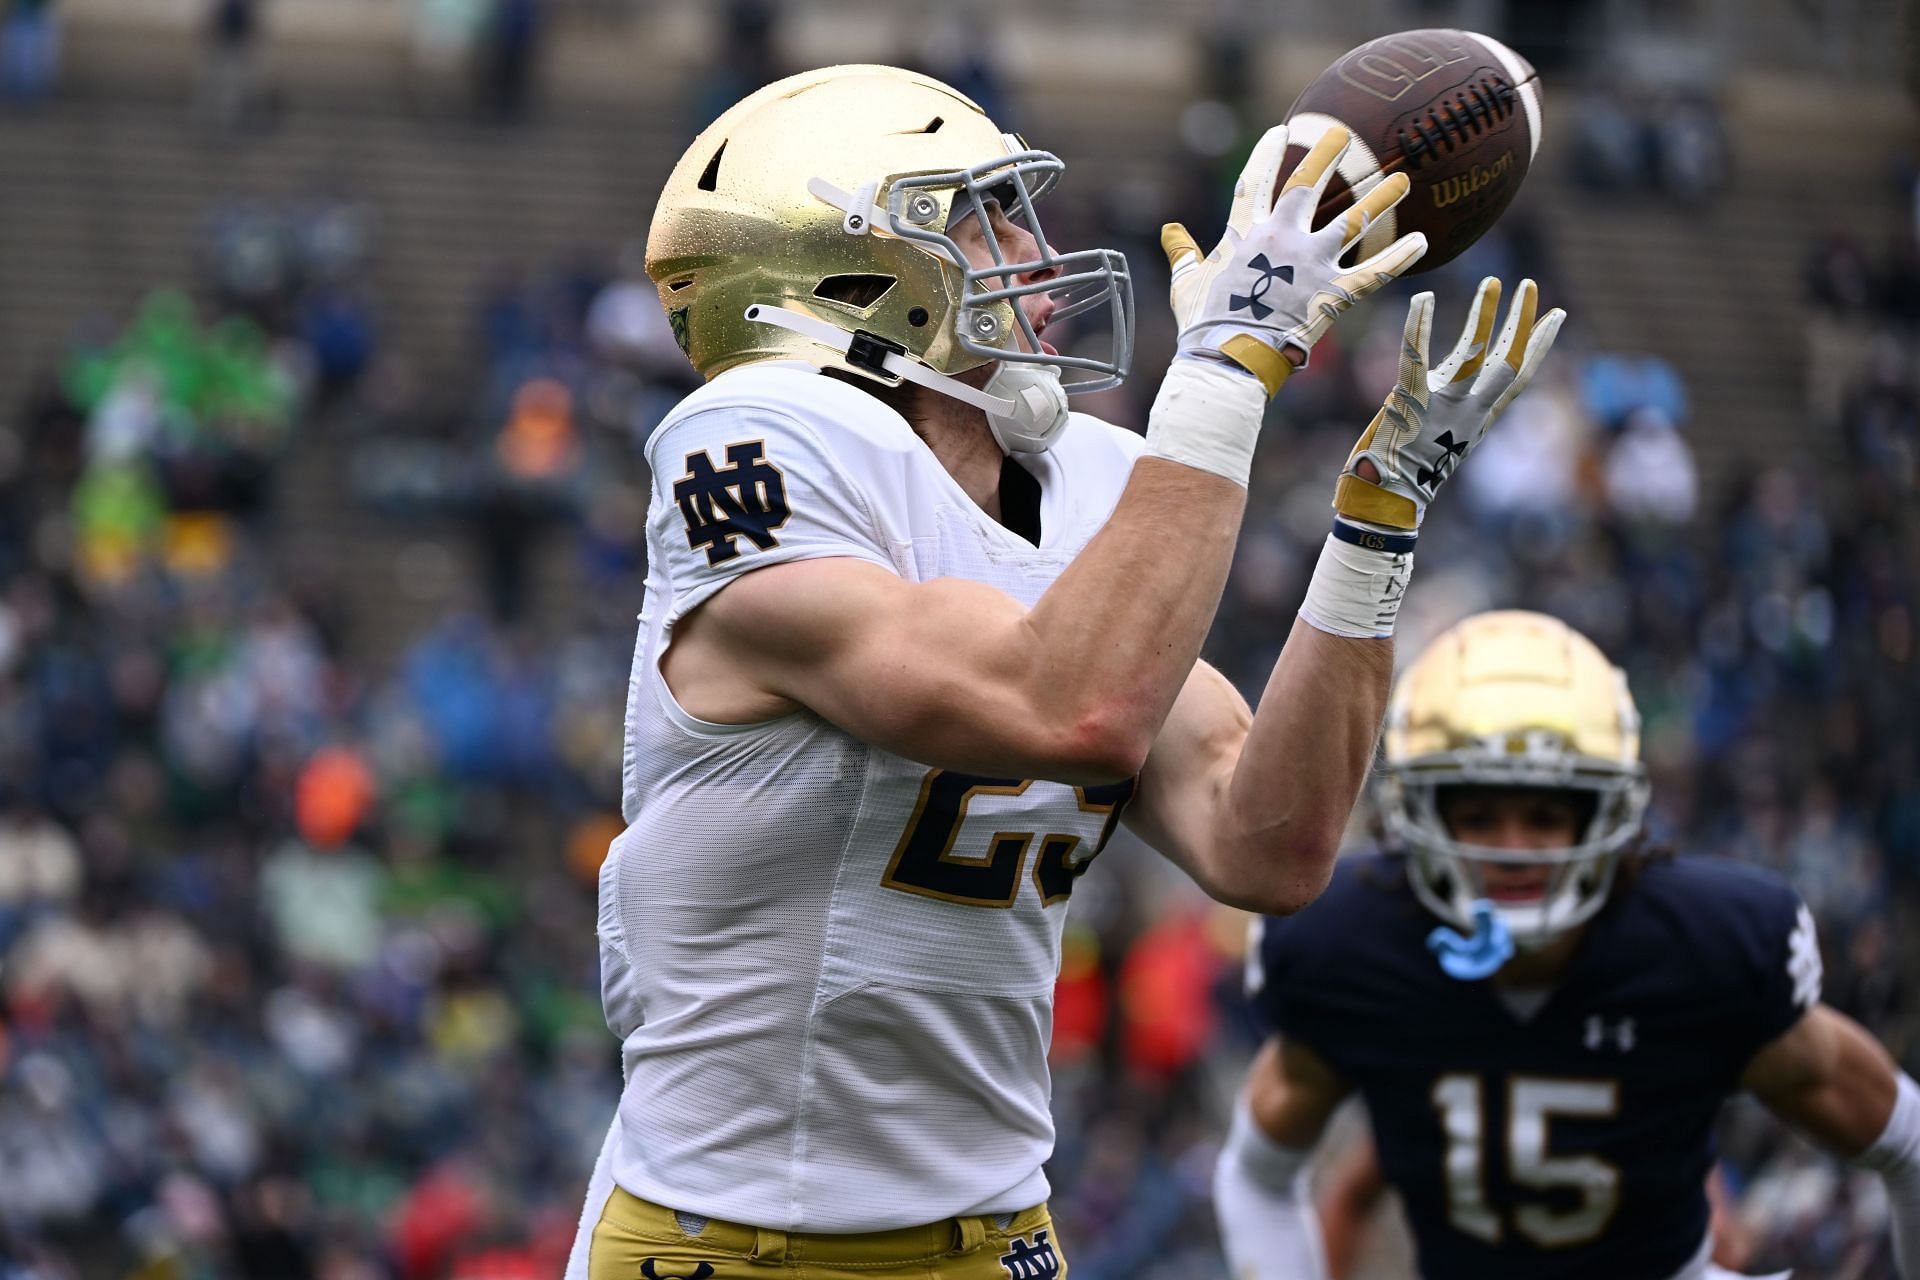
[595,363,1144,1233]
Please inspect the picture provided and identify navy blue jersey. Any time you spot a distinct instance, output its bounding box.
[1250,853,1820,1280]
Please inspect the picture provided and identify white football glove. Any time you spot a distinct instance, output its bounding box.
[1334,277,1567,531]
[1161,124,1429,397]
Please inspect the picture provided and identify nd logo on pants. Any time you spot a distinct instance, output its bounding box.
[641,1264,714,1280]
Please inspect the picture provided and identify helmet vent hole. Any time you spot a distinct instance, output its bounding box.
[814,273,897,309]
[906,116,945,134]
[907,306,929,327]
[666,278,694,293]
[697,142,727,192]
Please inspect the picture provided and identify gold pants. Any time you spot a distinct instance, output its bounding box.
[589,1186,1068,1279]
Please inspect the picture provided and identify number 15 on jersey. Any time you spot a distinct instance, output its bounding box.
[1433,1073,1621,1248]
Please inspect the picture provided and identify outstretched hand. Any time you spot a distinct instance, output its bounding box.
[1335,277,1567,532]
[1161,124,1428,396]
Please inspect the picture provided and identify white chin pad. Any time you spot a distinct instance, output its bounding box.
[983,363,1069,454]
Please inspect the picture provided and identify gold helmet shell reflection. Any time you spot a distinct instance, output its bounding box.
[645,65,1132,392]
[1382,610,1650,949]
[1385,610,1642,767]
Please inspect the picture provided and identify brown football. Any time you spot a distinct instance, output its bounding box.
[1277,29,1543,274]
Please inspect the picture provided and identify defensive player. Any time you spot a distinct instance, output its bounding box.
[569,65,1563,1279]
[1216,610,1920,1280]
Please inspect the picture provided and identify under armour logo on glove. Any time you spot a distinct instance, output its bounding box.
[1334,277,1566,531]
[640,1262,715,1280]
[1160,123,1426,397]
[999,1229,1061,1279]
[1228,255,1294,321]
[1413,430,1471,491]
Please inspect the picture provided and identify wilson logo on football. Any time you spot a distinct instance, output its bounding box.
[1431,152,1514,208]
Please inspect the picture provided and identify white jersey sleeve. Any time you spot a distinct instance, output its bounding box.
[644,394,899,630]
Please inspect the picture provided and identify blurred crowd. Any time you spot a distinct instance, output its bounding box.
[2,26,1918,1280]
[1569,84,1731,204]
[0,190,628,1280]
[1,0,554,125]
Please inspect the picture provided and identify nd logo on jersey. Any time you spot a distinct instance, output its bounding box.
[674,441,791,566]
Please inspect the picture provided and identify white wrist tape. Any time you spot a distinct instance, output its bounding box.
[1213,1097,1328,1280]
[1861,1072,1920,1176]
[1223,1094,1313,1190]
[1143,355,1269,487]
[1298,529,1414,639]
[1858,1072,1920,1276]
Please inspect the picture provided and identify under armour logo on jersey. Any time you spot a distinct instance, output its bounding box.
[1229,255,1293,321]
[640,1262,714,1280]
[1414,431,1471,491]
[1584,1014,1637,1053]
[1787,903,1823,1010]
[673,441,792,567]
[999,1229,1060,1279]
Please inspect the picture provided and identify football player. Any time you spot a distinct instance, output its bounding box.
[569,65,1562,1279]
[1216,610,1920,1280]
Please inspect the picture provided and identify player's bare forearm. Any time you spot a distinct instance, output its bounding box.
[1217,621,1391,911]
[1019,455,1247,770]
[1129,282,1563,909]
[1745,1004,1900,1156]
[1129,625,1388,914]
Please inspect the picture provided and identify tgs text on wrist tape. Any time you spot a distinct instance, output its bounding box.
[1298,527,1413,639]
[1143,356,1269,488]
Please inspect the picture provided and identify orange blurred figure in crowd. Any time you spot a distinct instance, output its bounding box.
[294,747,375,848]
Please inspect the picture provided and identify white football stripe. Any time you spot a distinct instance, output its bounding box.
[1481,35,1543,159]
[1286,109,1396,257]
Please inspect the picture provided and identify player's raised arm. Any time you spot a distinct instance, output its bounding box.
[675,126,1423,785]
[1130,277,1566,912]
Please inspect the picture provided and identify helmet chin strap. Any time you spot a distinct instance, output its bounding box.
[745,304,1070,454]
[978,363,1069,454]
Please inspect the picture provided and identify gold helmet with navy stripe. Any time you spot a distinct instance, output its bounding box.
[645,65,1134,452]
[1381,610,1650,948]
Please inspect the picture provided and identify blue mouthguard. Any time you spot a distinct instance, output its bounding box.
[1426,899,1516,981]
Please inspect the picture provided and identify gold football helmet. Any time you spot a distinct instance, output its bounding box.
[645,65,1134,453]
[1381,610,1650,949]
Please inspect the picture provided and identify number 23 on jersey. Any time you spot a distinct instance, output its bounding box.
[881,768,1136,909]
